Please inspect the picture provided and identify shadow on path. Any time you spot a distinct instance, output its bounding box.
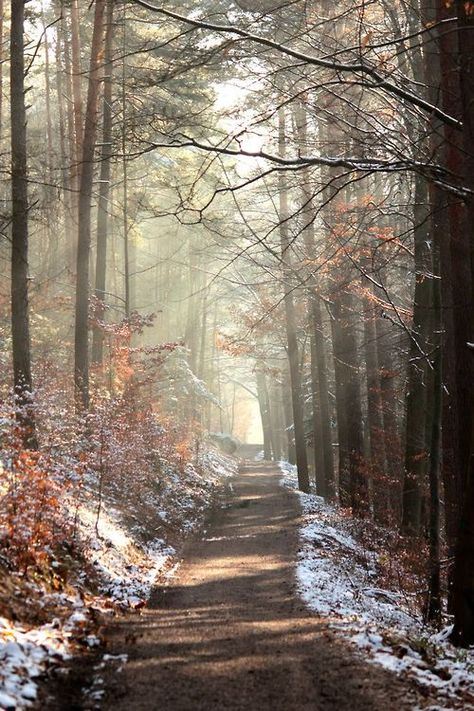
[101,462,424,710]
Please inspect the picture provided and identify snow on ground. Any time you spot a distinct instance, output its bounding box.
[0,598,97,711]
[77,447,237,609]
[76,502,177,609]
[280,461,474,709]
[0,617,68,710]
[0,447,236,710]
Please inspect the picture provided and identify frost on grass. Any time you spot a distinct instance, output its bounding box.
[280,461,474,708]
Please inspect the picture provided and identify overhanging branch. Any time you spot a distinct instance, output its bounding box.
[130,0,461,131]
[141,133,470,199]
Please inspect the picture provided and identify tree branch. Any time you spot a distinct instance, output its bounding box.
[130,0,461,130]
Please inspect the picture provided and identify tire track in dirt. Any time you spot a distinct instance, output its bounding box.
[99,462,431,710]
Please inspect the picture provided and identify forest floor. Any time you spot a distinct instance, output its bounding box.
[58,458,450,711]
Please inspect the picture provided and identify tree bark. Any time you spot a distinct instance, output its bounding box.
[278,107,309,492]
[10,0,37,448]
[59,2,78,269]
[54,4,72,270]
[256,368,272,460]
[309,325,326,491]
[426,235,442,625]
[375,313,402,515]
[0,0,3,144]
[331,289,368,515]
[401,176,432,535]
[269,378,284,461]
[92,0,114,365]
[121,12,132,319]
[294,102,335,498]
[311,296,335,498]
[74,0,107,409]
[449,0,474,646]
[70,0,84,175]
[362,282,387,522]
[330,294,350,506]
[282,366,296,464]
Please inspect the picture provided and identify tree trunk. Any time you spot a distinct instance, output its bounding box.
[59,3,78,269]
[309,325,325,491]
[449,0,474,646]
[70,0,84,175]
[74,0,107,409]
[293,102,334,496]
[331,295,350,506]
[282,367,296,464]
[269,379,284,461]
[198,290,208,381]
[375,313,402,516]
[331,289,368,515]
[256,368,272,460]
[362,282,387,522]
[10,0,37,448]
[121,14,131,319]
[92,0,114,365]
[311,296,335,499]
[401,176,432,535]
[54,5,72,269]
[278,107,309,492]
[0,0,3,144]
[43,11,54,183]
[184,247,202,374]
[426,235,442,625]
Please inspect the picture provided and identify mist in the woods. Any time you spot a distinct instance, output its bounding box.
[2,1,474,709]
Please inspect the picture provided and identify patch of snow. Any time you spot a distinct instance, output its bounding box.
[201,449,237,479]
[0,610,94,710]
[77,502,177,608]
[102,653,128,663]
[280,461,474,708]
[202,534,255,542]
[74,447,237,609]
[0,446,236,710]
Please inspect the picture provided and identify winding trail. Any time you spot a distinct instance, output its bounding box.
[101,461,426,710]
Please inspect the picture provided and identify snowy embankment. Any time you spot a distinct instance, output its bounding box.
[0,598,97,710]
[0,448,236,710]
[280,462,474,709]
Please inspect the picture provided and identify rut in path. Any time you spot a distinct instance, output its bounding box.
[100,462,425,710]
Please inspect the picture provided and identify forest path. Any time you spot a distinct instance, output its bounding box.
[100,461,425,710]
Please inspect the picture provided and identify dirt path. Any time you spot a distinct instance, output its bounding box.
[100,462,427,710]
